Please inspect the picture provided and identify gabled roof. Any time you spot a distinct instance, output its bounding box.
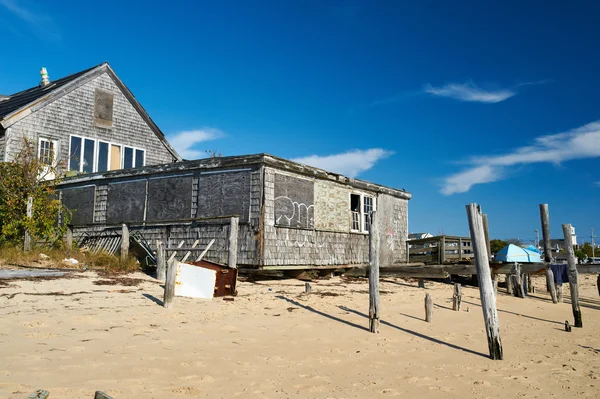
[0,64,98,119]
[0,63,181,161]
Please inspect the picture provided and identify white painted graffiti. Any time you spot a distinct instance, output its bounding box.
[274,196,314,229]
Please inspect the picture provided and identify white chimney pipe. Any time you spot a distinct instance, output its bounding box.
[40,67,50,86]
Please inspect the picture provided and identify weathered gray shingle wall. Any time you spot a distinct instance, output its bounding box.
[0,131,5,161]
[262,166,408,267]
[66,165,264,266]
[4,72,175,169]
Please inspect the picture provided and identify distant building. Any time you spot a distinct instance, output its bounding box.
[408,232,433,240]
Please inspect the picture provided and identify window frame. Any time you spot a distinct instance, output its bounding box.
[349,192,376,234]
[68,134,146,173]
[38,137,58,166]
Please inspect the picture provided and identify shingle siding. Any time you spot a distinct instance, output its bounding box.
[4,72,175,170]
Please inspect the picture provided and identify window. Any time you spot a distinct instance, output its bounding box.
[97,141,109,172]
[350,193,376,233]
[69,135,145,174]
[38,138,57,166]
[69,136,82,171]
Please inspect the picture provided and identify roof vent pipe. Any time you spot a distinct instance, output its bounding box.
[40,67,50,86]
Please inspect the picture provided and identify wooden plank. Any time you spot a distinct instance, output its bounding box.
[562,224,582,327]
[167,240,185,262]
[195,239,215,262]
[424,293,433,322]
[466,203,503,360]
[181,239,199,263]
[164,259,178,309]
[369,211,380,333]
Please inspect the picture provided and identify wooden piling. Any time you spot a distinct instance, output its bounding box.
[539,204,559,303]
[597,275,600,297]
[66,224,73,256]
[24,196,33,251]
[369,211,380,333]
[94,391,116,399]
[228,216,239,268]
[156,241,166,281]
[418,278,425,288]
[163,258,178,309]
[120,223,129,263]
[482,214,492,259]
[556,283,564,302]
[425,293,433,322]
[562,224,582,327]
[305,282,312,294]
[506,274,514,295]
[452,283,462,311]
[466,203,503,360]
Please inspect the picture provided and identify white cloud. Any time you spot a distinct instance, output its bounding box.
[293,149,393,177]
[424,82,515,103]
[441,121,600,195]
[168,128,224,160]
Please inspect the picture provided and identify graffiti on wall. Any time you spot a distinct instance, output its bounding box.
[274,173,314,229]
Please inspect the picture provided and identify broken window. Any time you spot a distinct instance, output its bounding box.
[97,141,109,172]
[69,136,82,171]
[350,193,376,233]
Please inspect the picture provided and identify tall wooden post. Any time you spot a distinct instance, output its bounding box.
[66,225,73,256]
[452,283,462,311]
[156,241,166,281]
[540,204,558,303]
[163,258,178,309]
[369,211,380,333]
[24,196,33,251]
[228,216,239,268]
[458,238,463,260]
[482,214,492,259]
[466,203,503,360]
[562,224,582,327]
[121,223,129,263]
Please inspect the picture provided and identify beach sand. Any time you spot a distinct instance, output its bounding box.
[0,271,598,398]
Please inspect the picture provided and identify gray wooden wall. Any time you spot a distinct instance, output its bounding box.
[262,167,409,267]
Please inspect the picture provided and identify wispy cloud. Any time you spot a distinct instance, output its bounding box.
[168,128,224,160]
[293,149,393,177]
[0,0,59,40]
[424,82,516,103]
[441,121,600,195]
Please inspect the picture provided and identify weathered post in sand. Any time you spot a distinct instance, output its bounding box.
[453,283,462,311]
[466,203,503,360]
[24,196,33,251]
[562,224,582,327]
[369,211,380,333]
[66,224,73,256]
[424,293,433,322]
[540,204,558,303]
[228,216,239,269]
[164,258,178,309]
[121,223,129,263]
[156,241,166,281]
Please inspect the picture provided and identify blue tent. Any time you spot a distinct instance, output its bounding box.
[496,244,542,263]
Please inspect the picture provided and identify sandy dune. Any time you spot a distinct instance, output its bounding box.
[0,272,599,398]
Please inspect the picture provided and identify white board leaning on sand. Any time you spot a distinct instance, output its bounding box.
[174,262,216,300]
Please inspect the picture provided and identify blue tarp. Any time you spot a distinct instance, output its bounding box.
[525,245,540,253]
[496,244,542,263]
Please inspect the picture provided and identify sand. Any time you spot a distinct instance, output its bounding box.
[0,271,599,398]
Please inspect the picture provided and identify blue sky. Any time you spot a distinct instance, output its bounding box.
[1,0,599,244]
